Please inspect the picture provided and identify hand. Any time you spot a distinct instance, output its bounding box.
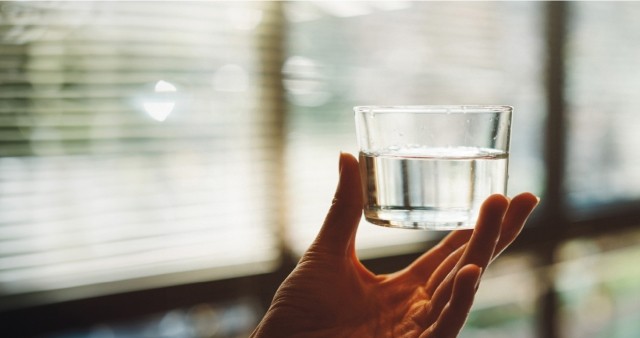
[251,153,539,338]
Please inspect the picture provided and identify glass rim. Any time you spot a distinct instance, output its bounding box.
[354,105,513,114]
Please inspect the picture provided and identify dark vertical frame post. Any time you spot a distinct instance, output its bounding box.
[258,0,288,254]
[255,1,292,309]
[539,2,569,338]
[545,0,568,211]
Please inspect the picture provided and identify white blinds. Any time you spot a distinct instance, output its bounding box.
[0,1,547,310]
[0,1,280,308]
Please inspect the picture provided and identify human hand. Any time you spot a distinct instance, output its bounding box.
[251,153,539,338]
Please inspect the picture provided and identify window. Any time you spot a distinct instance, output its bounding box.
[284,1,545,256]
[565,2,640,212]
[2,2,640,338]
[0,1,281,308]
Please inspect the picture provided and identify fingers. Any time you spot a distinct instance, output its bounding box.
[423,245,465,296]
[410,193,539,335]
[406,230,473,279]
[310,152,364,255]
[420,265,482,338]
[421,195,508,323]
[493,192,540,258]
[419,193,539,293]
[459,194,509,268]
[424,194,508,294]
[414,193,539,330]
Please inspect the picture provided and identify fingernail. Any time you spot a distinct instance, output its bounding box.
[339,151,344,174]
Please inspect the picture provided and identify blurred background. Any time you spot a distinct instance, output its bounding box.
[1,1,639,337]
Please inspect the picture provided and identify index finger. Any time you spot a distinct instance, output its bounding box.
[458,194,509,269]
[419,194,508,324]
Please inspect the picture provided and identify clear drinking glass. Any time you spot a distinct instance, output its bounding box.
[355,105,512,230]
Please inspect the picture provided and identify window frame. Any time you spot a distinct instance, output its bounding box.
[2,2,640,338]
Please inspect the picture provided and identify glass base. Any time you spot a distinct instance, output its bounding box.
[364,207,477,230]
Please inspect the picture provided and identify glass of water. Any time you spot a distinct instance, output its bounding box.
[354,105,512,230]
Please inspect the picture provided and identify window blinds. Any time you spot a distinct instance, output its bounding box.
[0,1,281,309]
[0,0,547,310]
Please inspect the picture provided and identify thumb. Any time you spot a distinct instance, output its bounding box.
[311,152,364,255]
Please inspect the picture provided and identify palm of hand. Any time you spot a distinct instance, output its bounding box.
[251,153,538,338]
[267,254,442,338]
